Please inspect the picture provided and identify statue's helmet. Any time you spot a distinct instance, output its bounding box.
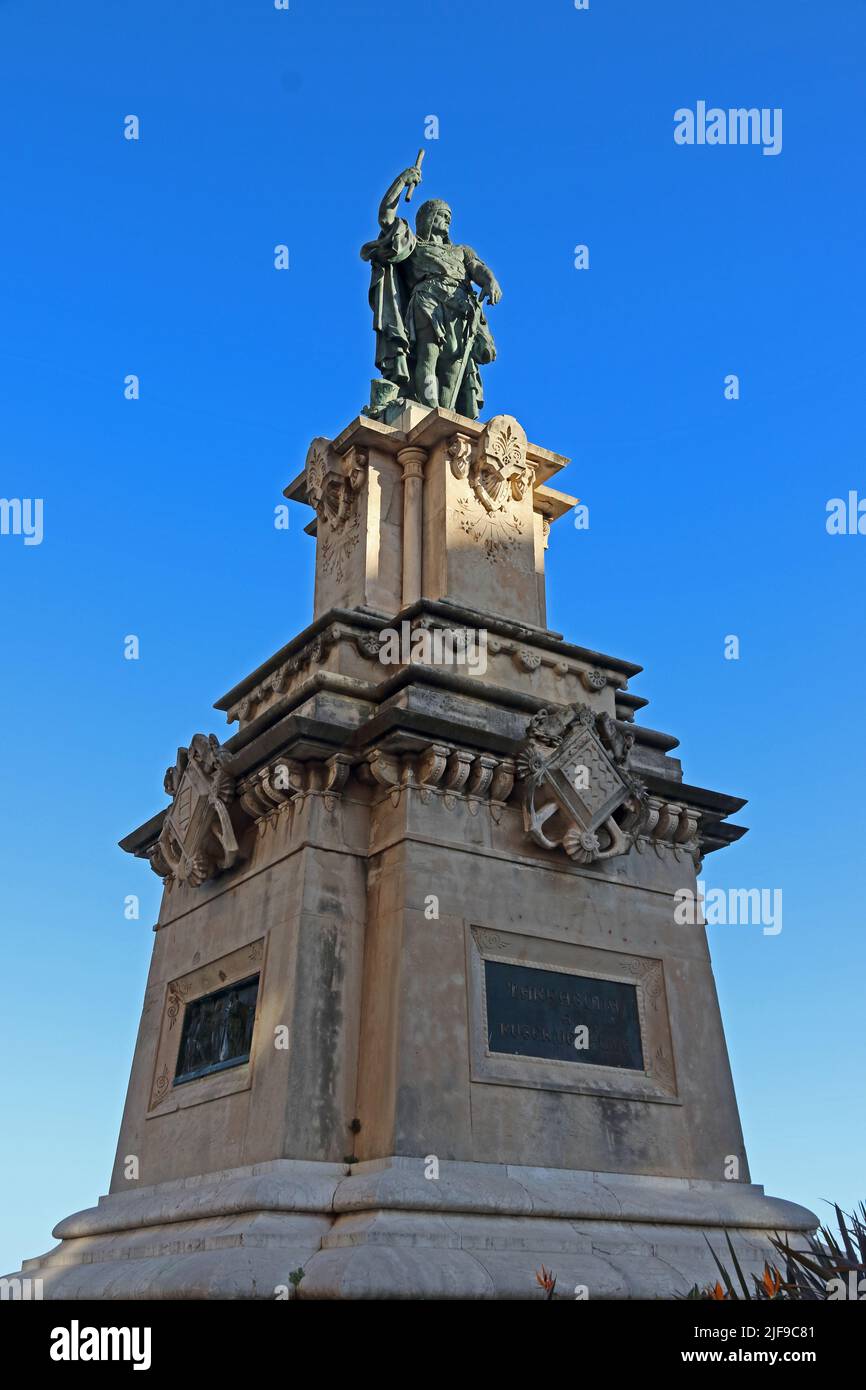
[416,198,452,241]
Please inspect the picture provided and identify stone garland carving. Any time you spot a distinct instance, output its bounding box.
[446,415,535,561]
[305,439,368,582]
[226,623,387,725]
[517,702,701,868]
[352,630,385,661]
[515,648,542,672]
[225,621,622,727]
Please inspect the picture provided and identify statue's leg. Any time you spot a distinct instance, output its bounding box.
[437,301,470,412]
[454,360,482,419]
[439,353,465,412]
[415,339,441,407]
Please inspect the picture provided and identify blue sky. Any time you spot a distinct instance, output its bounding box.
[1,0,864,1273]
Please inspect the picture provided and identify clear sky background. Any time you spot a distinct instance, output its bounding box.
[1,0,864,1275]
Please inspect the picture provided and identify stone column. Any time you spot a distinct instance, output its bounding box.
[397,446,426,608]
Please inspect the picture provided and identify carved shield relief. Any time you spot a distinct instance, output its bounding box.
[519,705,638,865]
[152,733,240,888]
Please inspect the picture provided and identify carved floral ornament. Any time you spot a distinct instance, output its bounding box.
[447,415,534,511]
[517,702,701,867]
[446,415,535,559]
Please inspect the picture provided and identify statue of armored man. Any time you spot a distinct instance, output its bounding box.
[361,154,502,421]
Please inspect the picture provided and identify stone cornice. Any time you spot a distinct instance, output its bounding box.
[119,693,742,868]
[214,607,384,711]
[213,599,643,719]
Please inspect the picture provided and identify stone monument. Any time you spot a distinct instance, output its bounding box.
[9,159,815,1299]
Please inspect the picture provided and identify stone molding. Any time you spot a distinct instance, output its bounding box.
[467,925,678,1104]
[148,938,266,1113]
[135,719,706,888]
[222,619,619,728]
[237,753,354,835]
[49,1156,817,1239]
[12,1156,817,1301]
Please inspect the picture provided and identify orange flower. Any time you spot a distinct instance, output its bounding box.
[535,1264,557,1295]
[761,1264,782,1298]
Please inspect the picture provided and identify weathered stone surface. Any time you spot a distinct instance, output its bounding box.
[8,406,813,1299]
[282,410,576,627]
[11,1157,815,1301]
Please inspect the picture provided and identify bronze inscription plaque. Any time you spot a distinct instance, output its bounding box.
[484,959,644,1071]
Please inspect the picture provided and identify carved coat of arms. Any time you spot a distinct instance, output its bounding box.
[518,703,646,865]
[149,733,240,887]
[305,438,367,581]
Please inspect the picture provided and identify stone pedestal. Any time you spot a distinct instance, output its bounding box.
[9,407,816,1299]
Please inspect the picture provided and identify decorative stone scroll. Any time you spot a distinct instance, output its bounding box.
[141,730,519,888]
[238,752,354,834]
[517,702,702,867]
[358,742,516,821]
[305,438,368,581]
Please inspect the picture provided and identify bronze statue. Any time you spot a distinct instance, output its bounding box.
[361,154,502,420]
